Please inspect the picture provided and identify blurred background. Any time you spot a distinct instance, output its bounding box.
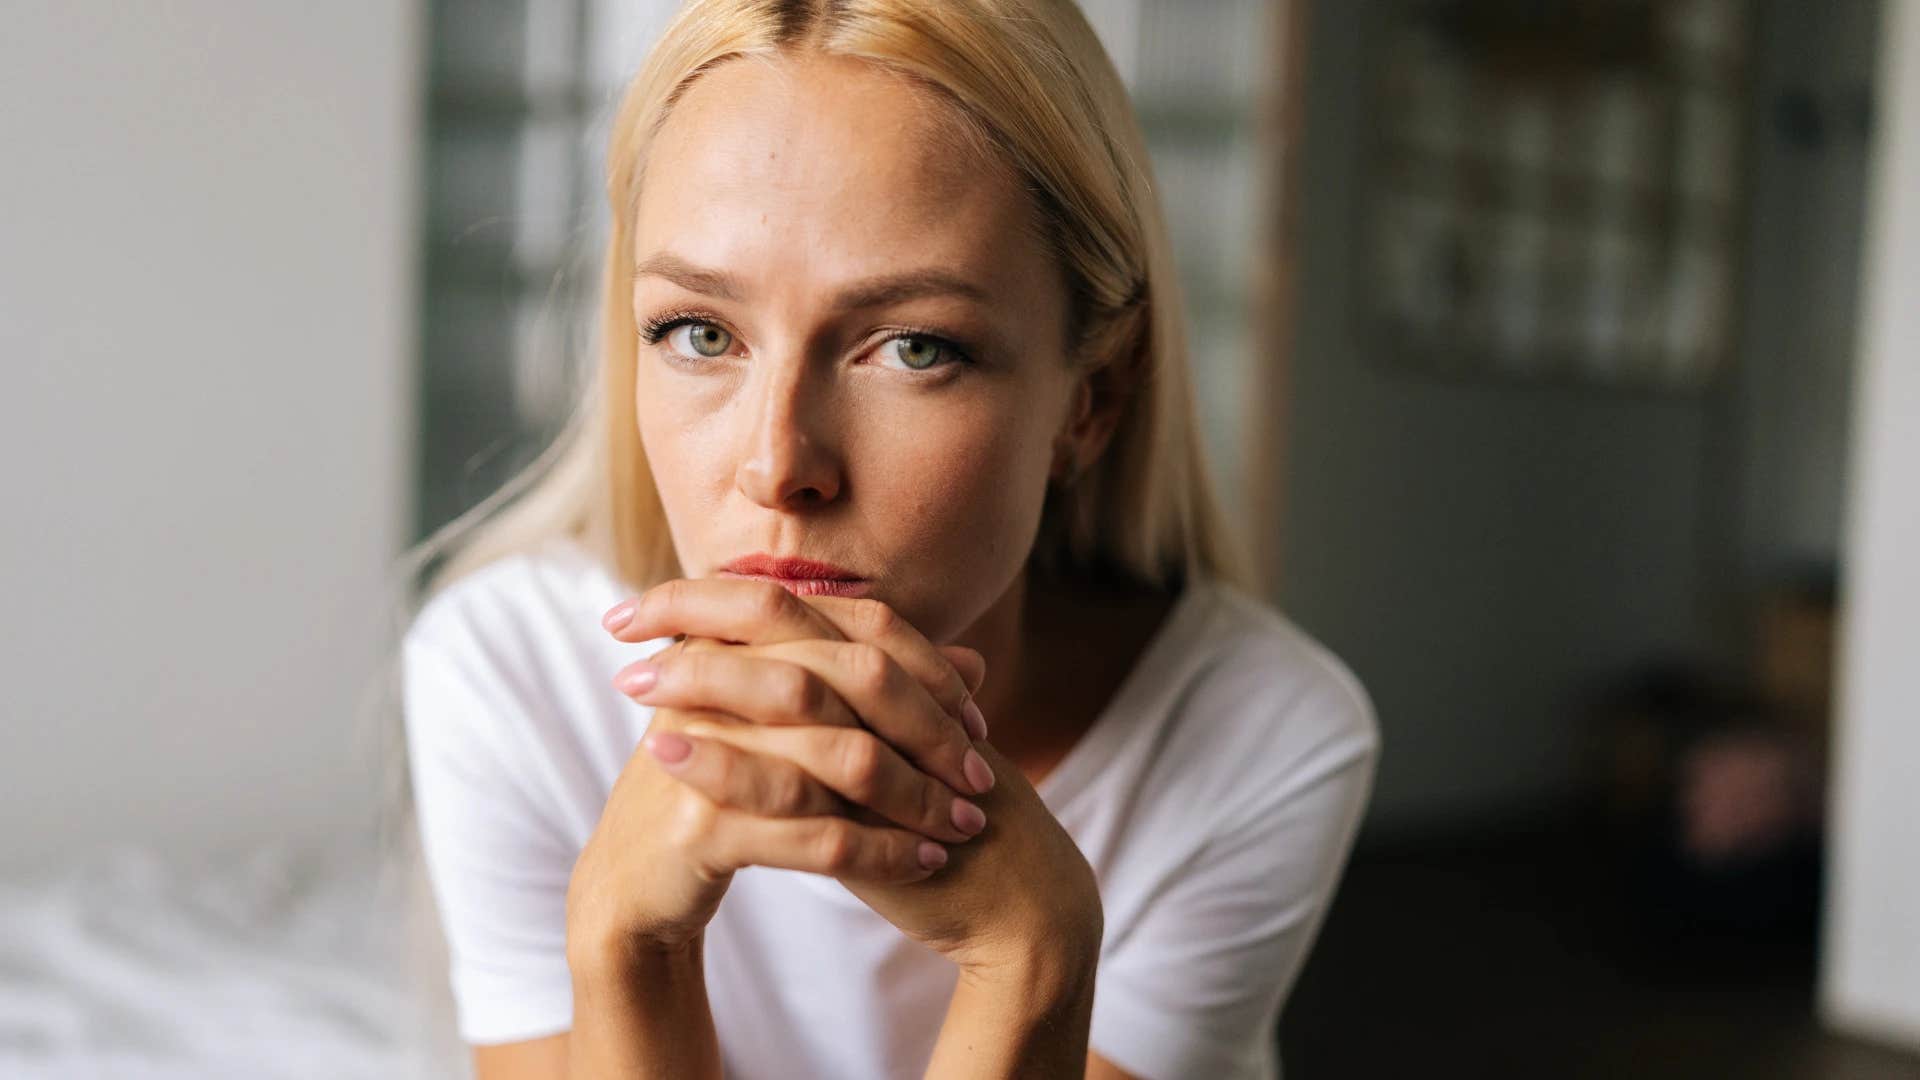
[2,0,1916,1076]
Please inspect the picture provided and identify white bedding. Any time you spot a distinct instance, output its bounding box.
[0,839,467,1079]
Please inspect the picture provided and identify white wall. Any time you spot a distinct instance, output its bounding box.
[0,3,422,869]
[1819,0,1920,1052]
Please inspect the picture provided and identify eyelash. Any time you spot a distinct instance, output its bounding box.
[638,310,715,348]
[638,310,976,370]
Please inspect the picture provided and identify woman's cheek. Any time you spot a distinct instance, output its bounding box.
[634,384,734,558]
[874,406,1049,571]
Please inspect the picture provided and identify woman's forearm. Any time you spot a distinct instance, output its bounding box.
[923,944,1099,1079]
[567,931,723,1079]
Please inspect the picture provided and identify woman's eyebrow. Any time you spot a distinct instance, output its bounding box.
[831,269,991,311]
[635,251,990,310]
[635,252,744,300]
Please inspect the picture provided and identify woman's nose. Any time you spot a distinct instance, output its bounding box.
[732,363,843,509]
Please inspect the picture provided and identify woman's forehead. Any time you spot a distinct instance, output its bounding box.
[633,53,1054,303]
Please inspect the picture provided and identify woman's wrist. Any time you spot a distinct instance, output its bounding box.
[926,941,1100,1080]
[955,918,1102,1003]
[564,826,712,962]
[567,929,722,1080]
[948,852,1105,992]
[565,915,703,987]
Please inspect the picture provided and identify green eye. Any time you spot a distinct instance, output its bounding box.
[887,335,949,370]
[677,322,732,358]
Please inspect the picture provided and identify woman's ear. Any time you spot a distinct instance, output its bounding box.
[1051,356,1131,485]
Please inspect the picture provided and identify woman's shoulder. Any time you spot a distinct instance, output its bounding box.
[1158,576,1380,790]
[1195,578,1374,721]
[399,536,663,771]
[398,536,672,732]
[405,535,626,660]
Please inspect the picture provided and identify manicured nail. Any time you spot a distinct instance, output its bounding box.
[962,697,988,741]
[962,748,995,795]
[615,662,658,695]
[918,841,949,871]
[951,798,986,837]
[645,730,691,766]
[602,599,636,633]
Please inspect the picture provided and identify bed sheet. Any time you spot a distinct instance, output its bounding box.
[0,839,467,1079]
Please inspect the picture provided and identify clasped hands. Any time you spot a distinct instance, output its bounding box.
[569,575,1101,977]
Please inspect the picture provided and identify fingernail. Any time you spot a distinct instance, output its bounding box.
[963,748,996,795]
[918,841,949,871]
[602,599,636,633]
[645,730,691,766]
[962,697,988,741]
[615,662,658,695]
[951,798,986,837]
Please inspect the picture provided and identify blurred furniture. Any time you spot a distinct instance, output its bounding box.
[1583,569,1834,946]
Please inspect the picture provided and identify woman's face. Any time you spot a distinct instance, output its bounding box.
[630,52,1085,643]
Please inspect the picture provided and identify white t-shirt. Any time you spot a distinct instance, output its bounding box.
[401,536,1378,1080]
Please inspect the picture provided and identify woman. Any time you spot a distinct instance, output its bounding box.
[400,1,1378,1076]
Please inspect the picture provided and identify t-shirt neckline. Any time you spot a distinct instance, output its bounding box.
[1030,575,1215,813]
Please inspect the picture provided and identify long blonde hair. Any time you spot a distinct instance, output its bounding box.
[402,0,1250,611]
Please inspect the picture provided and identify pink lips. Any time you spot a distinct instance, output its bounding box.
[718,554,872,598]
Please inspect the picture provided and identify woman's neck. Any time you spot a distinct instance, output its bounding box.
[954,564,1179,786]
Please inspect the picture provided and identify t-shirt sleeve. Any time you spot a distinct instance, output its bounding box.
[1088,678,1380,1080]
[402,628,579,1045]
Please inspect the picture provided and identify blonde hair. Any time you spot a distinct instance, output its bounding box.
[402,0,1251,611]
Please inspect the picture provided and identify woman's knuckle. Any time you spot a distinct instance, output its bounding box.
[701,745,737,799]
[663,794,716,849]
[894,834,929,876]
[750,581,794,622]
[769,766,812,815]
[852,598,899,640]
[918,781,950,834]
[813,821,859,873]
[639,579,683,624]
[777,666,823,721]
[836,732,885,799]
[669,650,708,688]
[848,642,894,696]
